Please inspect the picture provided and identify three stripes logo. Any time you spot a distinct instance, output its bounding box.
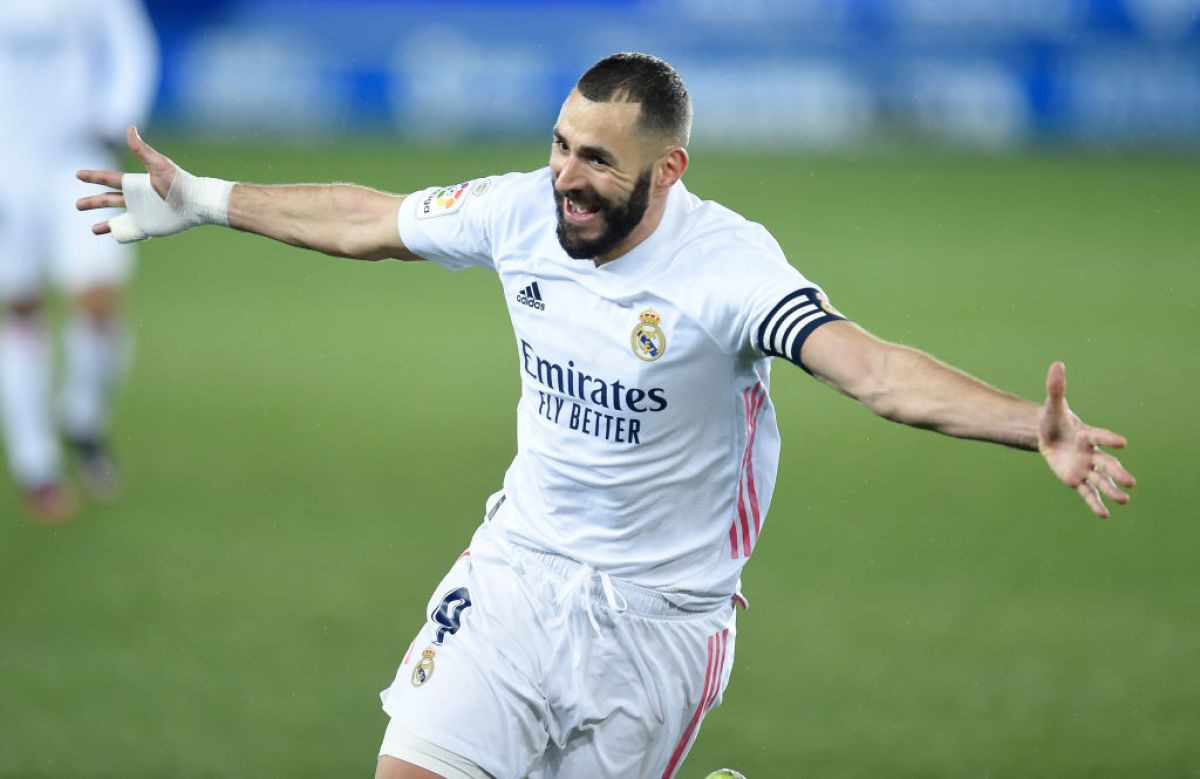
[516,281,546,311]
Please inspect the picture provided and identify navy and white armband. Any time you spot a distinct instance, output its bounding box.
[754,288,846,372]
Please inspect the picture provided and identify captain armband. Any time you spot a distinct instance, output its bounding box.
[754,288,846,373]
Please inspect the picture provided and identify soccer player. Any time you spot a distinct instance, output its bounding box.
[77,53,1134,779]
[0,0,159,521]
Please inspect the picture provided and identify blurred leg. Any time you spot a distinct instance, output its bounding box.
[1,300,57,484]
[0,166,77,519]
[60,284,129,500]
[1,299,75,521]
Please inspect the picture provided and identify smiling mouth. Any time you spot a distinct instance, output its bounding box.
[563,195,600,224]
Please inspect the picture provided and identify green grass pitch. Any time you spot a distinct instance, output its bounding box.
[1,140,1197,777]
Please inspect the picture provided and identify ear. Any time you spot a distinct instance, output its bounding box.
[654,147,689,192]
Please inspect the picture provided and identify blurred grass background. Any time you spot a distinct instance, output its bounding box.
[1,142,1197,777]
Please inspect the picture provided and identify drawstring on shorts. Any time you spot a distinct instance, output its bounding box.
[554,564,629,640]
[552,563,665,723]
[481,513,721,726]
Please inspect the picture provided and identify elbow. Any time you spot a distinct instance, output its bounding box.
[320,238,382,261]
[814,328,943,428]
[335,190,405,261]
[869,394,915,426]
[861,346,949,429]
[349,245,390,262]
[853,345,912,424]
[863,384,904,423]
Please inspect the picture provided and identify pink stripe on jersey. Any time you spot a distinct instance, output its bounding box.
[730,384,767,559]
[745,387,765,536]
[736,498,752,558]
[662,632,720,779]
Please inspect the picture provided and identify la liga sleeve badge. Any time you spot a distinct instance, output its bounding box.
[416,182,472,219]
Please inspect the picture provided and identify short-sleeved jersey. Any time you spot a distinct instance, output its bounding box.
[397,169,843,607]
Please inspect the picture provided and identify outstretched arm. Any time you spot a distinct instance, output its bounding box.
[800,320,1135,517]
[77,126,420,262]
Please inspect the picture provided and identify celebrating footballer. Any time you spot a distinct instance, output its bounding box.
[77,52,1134,779]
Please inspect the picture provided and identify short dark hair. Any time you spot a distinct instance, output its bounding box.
[576,52,692,146]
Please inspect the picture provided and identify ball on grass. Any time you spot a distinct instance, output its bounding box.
[704,770,747,779]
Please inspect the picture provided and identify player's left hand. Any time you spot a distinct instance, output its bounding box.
[1037,361,1135,517]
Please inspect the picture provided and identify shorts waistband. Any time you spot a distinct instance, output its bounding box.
[478,519,724,618]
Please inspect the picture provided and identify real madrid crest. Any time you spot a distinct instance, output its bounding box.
[411,648,436,687]
[631,308,666,362]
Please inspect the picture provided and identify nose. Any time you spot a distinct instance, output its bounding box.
[554,155,585,193]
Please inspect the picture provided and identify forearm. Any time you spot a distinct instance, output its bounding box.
[227,183,412,261]
[867,345,1040,450]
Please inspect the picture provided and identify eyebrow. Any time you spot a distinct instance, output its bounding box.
[553,130,617,167]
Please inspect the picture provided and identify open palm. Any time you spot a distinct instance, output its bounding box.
[1037,362,1135,517]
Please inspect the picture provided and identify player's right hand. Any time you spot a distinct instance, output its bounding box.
[76,125,187,243]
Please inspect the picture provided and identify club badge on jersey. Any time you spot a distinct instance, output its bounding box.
[631,308,667,362]
[411,648,436,687]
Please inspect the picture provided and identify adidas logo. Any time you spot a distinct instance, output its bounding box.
[516,281,546,311]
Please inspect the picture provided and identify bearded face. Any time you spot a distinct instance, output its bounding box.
[553,168,652,260]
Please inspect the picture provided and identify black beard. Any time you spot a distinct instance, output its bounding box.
[553,169,652,260]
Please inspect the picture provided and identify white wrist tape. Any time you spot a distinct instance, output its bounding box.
[108,169,234,244]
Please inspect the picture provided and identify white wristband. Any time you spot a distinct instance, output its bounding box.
[108,169,234,244]
[167,169,234,226]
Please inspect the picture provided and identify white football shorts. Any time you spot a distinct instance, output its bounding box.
[379,495,737,778]
[0,150,132,301]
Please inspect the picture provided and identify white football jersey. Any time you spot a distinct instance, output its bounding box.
[397,169,843,606]
[0,0,157,151]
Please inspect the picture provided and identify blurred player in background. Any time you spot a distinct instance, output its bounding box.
[0,0,158,521]
[77,54,1134,778]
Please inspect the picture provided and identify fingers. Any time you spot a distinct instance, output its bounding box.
[1088,466,1129,504]
[1093,450,1136,489]
[1075,451,1135,518]
[77,169,124,189]
[76,191,126,212]
[1076,481,1110,519]
[76,186,124,236]
[1089,426,1127,450]
[127,125,163,169]
[1045,361,1066,405]
[1041,361,1069,439]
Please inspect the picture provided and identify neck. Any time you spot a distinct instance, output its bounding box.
[593,189,670,267]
